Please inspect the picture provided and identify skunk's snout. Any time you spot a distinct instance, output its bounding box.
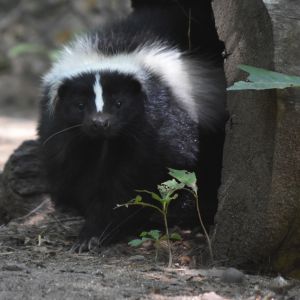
[91,116,110,131]
[84,113,111,137]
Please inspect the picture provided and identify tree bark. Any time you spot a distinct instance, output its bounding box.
[212,0,300,278]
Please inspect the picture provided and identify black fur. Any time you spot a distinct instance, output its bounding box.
[130,0,225,65]
[38,3,227,250]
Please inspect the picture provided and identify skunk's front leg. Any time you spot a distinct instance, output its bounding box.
[70,196,128,253]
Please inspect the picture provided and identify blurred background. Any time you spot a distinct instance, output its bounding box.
[0,0,131,169]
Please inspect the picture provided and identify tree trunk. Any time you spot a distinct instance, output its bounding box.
[212,0,300,279]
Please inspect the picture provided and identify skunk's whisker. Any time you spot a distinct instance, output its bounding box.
[96,221,113,245]
[98,207,144,246]
[42,124,82,146]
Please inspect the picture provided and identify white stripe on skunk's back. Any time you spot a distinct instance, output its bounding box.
[43,34,224,126]
[94,73,104,112]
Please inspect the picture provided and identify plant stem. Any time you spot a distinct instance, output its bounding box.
[116,202,164,215]
[163,212,172,268]
[194,191,214,263]
[182,188,214,263]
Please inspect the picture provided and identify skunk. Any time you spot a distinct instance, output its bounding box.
[38,3,227,251]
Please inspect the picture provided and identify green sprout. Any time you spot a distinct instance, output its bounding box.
[117,168,213,267]
[129,229,181,262]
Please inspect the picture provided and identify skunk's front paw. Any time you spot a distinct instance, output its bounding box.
[70,236,100,253]
[70,222,110,253]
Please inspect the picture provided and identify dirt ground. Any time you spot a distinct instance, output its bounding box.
[0,116,300,300]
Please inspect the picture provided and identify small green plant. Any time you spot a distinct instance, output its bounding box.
[128,229,162,247]
[227,65,300,91]
[117,168,213,267]
[117,173,184,267]
[129,229,181,262]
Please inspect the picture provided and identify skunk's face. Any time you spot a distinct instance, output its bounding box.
[55,71,145,139]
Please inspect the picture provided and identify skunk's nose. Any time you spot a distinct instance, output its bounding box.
[86,114,111,136]
[91,116,110,130]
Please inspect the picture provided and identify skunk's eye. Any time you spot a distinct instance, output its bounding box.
[77,102,85,111]
[116,101,122,108]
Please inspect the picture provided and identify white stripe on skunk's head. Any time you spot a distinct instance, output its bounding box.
[93,73,104,112]
[43,34,225,126]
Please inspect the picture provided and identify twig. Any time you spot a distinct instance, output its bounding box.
[0,252,14,255]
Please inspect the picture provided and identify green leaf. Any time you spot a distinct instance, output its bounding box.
[158,179,184,198]
[163,179,182,190]
[168,169,197,191]
[134,195,142,203]
[128,237,150,247]
[227,65,300,90]
[135,190,162,201]
[139,231,149,238]
[128,239,144,247]
[9,43,45,57]
[148,230,161,241]
[139,230,161,240]
[170,232,182,241]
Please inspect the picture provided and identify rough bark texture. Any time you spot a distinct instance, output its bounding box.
[1,140,49,222]
[212,0,276,264]
[212,0,300,278]
[263,0,300,278]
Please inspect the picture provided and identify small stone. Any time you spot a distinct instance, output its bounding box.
[269,275,292,293]
[221,267,245,284]
[201,292,228,300]
[93,269,105,277]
